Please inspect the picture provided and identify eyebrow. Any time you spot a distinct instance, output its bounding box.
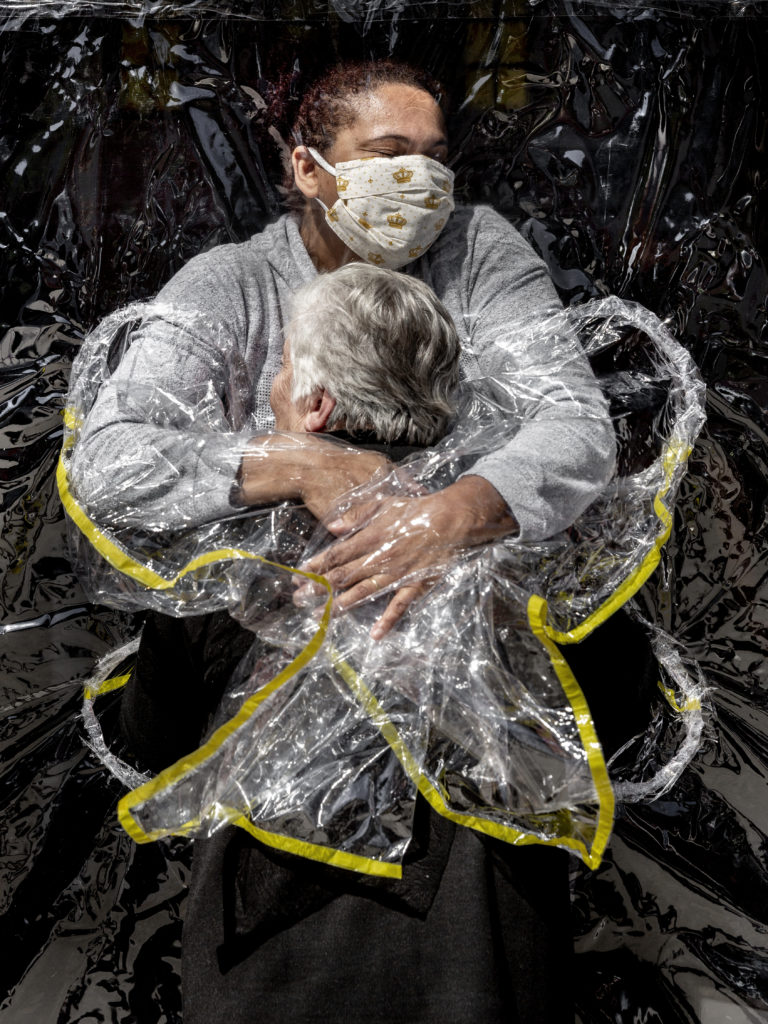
[360,133,449,148]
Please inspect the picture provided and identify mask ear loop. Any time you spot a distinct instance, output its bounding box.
[303,147,337,216]
[306,146,337,177]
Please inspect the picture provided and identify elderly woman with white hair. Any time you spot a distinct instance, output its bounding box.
[69,57,618,1024]
[120,260,463,774]
[71,58,615,646]
[269,262,461,445]
[103,253,581,1024]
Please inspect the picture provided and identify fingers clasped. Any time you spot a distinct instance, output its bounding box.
[295,492,457,639]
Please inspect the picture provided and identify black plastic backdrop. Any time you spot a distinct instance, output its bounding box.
[1,2,767,1021]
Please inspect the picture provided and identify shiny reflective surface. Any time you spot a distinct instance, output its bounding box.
[64,292,705,870]
[1,4,767,1021]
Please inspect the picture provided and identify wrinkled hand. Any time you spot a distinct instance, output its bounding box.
[296,476,518,639]
[236,434,391,521]
[298,446,393,522]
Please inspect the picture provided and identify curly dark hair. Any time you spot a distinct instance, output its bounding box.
[267,59,447,207]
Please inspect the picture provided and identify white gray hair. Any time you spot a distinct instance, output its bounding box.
[286,264,460,446]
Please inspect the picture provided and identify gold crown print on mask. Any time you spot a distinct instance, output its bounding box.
[309,149,455,269]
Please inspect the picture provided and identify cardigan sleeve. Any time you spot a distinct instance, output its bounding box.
[447,206,616,541]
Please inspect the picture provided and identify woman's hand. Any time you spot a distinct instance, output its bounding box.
[296,476,518,639]
[298,447,394,522]
[236,434,391,521]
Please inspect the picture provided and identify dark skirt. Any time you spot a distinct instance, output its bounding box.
[182,814,574,1024]
[122,605,658,1024]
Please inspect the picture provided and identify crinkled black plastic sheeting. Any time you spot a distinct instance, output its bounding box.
[1,1,767,1021]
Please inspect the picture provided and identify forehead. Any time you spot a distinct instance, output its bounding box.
[343,83,446,143]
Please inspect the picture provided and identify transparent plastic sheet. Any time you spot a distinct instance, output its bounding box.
[56,294,702,873]
[2,0,768,27]
[2,5,767,1023]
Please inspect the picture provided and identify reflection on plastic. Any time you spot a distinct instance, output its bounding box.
[2,6,767,1023]
[58,295,705,875]
[3,0,768,25]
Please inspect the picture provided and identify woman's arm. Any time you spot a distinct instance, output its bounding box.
[299,208,616,636]
[70,241,389,533]
[454,205,616,541]
[235,432,390,513]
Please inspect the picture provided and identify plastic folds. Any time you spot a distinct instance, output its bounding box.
[59,291,706,875]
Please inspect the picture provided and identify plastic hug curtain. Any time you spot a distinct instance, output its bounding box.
[57,291,704,876]
[1,3,767,1023]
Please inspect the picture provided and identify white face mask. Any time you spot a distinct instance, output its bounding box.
[308,147,455,269]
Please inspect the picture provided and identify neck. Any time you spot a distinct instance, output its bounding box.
[299,202,359,272]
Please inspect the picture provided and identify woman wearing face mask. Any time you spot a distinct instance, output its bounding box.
[71,61,615,1023]
[72,59,615,644]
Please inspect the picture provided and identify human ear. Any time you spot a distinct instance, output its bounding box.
[304,390,337,433]
[291,147,321,200]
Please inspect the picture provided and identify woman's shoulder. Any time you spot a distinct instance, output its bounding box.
[428,204,544,280]
[442,203,532,250]
[158,215,301,300]
[186,215,296,272]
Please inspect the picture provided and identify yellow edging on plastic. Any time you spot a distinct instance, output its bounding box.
[331,634,612,870]
[117,800,400,878]
[84,671,132,702]
[232,435,690,870]
[232,816,401,878]
[113,655,402,877]
[115,630,402,877]
[58,433,393,871]
[116,600,330,836]
[59,452,302,592]
[526,595,614,868]
[61,420,688,875]
[543,442,691,646]
[64,409,82,431]
[658,681,701,714]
